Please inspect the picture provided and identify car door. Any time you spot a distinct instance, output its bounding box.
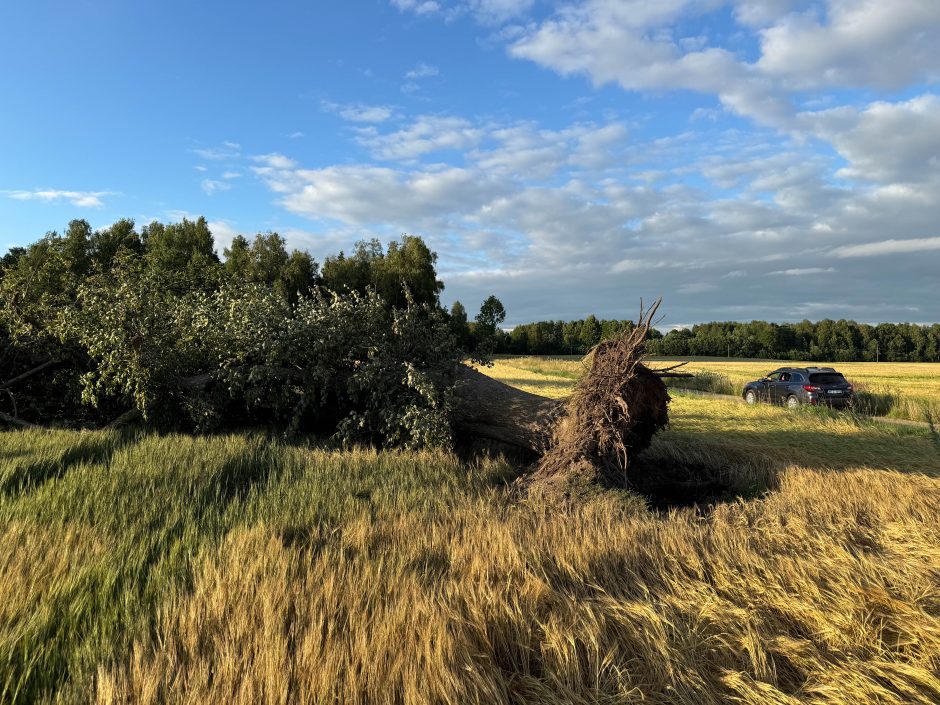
[764,371,782,402]
[775,372,792,403]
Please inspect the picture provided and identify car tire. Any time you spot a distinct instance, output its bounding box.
[745,390,757,405]
[786,394,800,409]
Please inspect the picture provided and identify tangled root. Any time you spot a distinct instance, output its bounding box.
[527,300,671,492]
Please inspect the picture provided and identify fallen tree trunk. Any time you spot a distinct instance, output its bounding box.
[451,365,563,457]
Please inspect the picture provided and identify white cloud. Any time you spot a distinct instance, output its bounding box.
[201,179,232,195]
[757,1,940,90]
[832,237,940,258]
[4,189,113,208]
[357,115,483,160]
[247,103,940,324]
[391,0,441,15]
[322,101,395,123]
[208,220,240,255]
[252,153,298,169]
[222,171,241,180]
[805,94,940,184]
[257,163,505,225]
[391,0,532,24]
[509,1,795,128]
[405,63,440,79]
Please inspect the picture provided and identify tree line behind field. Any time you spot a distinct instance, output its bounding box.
[499,317,940,362]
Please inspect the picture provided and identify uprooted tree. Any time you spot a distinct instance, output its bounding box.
[1,217,682,489]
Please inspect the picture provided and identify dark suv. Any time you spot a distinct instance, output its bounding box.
[742,367,854,409]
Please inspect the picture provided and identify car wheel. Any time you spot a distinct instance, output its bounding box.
[745,390,757,405]
[786,394,800,409]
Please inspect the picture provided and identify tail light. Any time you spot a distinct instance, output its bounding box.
[803,384,820,392]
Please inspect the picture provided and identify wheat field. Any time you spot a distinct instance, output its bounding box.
[495,356,940,421]
[1,369,939,703]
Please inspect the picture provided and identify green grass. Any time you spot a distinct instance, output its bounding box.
[1,374,939,703]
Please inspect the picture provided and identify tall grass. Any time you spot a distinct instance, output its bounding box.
[499,356,940,422]
[2,386,940,703]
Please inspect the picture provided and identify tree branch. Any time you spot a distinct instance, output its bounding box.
[0,359,60,391]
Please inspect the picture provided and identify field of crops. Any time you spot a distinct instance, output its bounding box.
[495,356,940,421]
[2,373,939,703]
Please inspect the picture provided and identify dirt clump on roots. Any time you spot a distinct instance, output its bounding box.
[525,300,672,495]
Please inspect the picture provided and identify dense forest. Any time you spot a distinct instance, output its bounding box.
[0,218,504,439]
[499,317,940,362]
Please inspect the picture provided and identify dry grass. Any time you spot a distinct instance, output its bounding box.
[497,356,940,422]
[2,369,939,703]
[96,466,940,705]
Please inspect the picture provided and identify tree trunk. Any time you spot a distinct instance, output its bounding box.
[451,365,563,457]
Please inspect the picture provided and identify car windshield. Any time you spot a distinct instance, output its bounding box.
[809,373,846,384]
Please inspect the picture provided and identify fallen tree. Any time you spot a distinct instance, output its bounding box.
[3,287,681,490]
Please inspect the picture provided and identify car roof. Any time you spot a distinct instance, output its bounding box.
[772,366,839,374]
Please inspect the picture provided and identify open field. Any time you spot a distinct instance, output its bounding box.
[2,373,939,703]
[495,356,940,422]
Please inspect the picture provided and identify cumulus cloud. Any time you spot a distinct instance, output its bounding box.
[357,115,484,160]
[246,96,940,323]
[4,189,113,207]
[256,163,505,225]
[252,153,298,170]
[495,0,940,132]
[757,0,940,90]
[805,94,940,184]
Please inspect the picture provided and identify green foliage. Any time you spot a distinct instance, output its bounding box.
[141,217,220,286]
[504,316,636,355]
[223,232,318,303]
[1,217,463,447]
[321,235,443,309]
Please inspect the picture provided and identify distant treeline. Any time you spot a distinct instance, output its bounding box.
[499,317,940,362]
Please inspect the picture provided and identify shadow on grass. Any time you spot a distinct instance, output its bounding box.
[0,432,132,496]
[630,435,781,512]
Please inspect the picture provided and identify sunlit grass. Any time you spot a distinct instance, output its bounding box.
[495,356,940,422]
[1,367,939,703]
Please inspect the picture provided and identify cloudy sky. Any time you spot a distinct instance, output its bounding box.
[2,1,939,326]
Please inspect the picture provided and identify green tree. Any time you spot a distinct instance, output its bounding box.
[321,235,442,309]
[448,300,470,350]
[579,314,601,351]
[473,295,506,359]
[142,217,219,280]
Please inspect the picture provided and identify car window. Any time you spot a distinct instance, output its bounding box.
[790,373,804,383]
[780,372,791,382]
[767,372,782,381]
[809,373,846,384]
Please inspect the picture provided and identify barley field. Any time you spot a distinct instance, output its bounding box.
[2,370,939,703]
[495,356,940,421]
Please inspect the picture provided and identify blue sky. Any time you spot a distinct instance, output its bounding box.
[2,1,939,326]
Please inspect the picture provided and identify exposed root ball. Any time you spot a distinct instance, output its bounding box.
[528,301,670,491]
